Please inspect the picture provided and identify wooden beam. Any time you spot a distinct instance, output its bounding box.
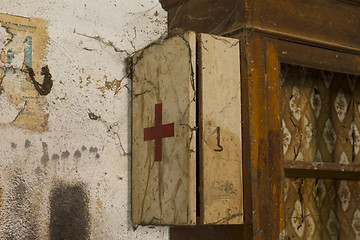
[159,0,187,10]
[239,32,285,240]
[284,160,360,180]
[170,225,243,240]
[161,0,360,53]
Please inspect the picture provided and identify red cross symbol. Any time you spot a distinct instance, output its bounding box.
[144,103,174,162]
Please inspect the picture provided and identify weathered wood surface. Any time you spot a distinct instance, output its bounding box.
[159,1,360,236]
[131,32,197,225]
[170,225,243,240]
[160,0,360,52]
[165,0,245,36]
[236,33,285,239]
[198,33,243,224]
[285,161,360,180]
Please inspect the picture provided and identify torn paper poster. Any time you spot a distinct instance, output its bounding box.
[0,13,50,132]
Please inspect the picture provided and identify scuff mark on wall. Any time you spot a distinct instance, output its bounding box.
[2,172,39,240]
[73,29,130,55]
[88,110,129,156]
[41,142,50,167]
[49,182,90,240]
[27,65,53,96]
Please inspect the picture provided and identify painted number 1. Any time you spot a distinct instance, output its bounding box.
[214,127,223,152]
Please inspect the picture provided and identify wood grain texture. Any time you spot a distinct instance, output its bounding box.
[166,0,245,36]
[161,0,360,237]
[131,32,197,225]
[265,39,285,238]
[277,40,360,76]
[238,32,285,239]
[161,0,360,52]
[285,161,360,180]
[159,0,188,10]
[198,33,243,224]
[248,0,360,51]
[170,225,243,240]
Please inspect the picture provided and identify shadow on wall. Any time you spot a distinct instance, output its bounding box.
[49,182,90,240]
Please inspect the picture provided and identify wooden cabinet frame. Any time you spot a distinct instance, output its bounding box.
[159,0,360,52]
[250,33,360,239]
[238,32,285,240]
[170,31,360,240]
[159,1,360,239]
[276,40,360,181]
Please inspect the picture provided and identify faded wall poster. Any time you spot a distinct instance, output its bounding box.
[0,13,50,131]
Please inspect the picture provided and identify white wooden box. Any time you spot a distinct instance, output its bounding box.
[130,32,243,225]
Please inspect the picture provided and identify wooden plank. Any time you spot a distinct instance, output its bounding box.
[165,0,245,36]
[198,33,243,224]
[131,32,197,225]
[159,0,186,10]
[249,0,360,52]
[284,160,360,180]
[162,0,360,52]
[265,39,285,237]
[170,225,243,240]
[277,40,360,76]
[235,32,254,239]
[240,32,283,240]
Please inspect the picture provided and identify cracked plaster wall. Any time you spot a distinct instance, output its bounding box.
[0,0,168,239]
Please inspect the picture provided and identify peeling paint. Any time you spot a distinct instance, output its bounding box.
[0,13,50,132]
[0,92,24,123]
[97,77,125,95]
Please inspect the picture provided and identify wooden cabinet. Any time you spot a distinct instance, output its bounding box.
[130,32,243,225]
[159,0,360,239]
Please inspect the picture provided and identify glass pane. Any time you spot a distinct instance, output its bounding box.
[281,63,360,163]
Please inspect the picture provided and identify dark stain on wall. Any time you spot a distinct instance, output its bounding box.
[0,186,3,226]
[89,147,98,153]
[25,139,31,148]
[89,147,100,159]
[74,149,81,159]
[52,154,60,161]
[27,65,53,96]
[3,173,39,240]
[49,182,90,240]
[61,150,70,159]
[41,142,49,166]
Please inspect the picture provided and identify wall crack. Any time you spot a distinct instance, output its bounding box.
[87,110,129,156]
[74,29,130,55]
